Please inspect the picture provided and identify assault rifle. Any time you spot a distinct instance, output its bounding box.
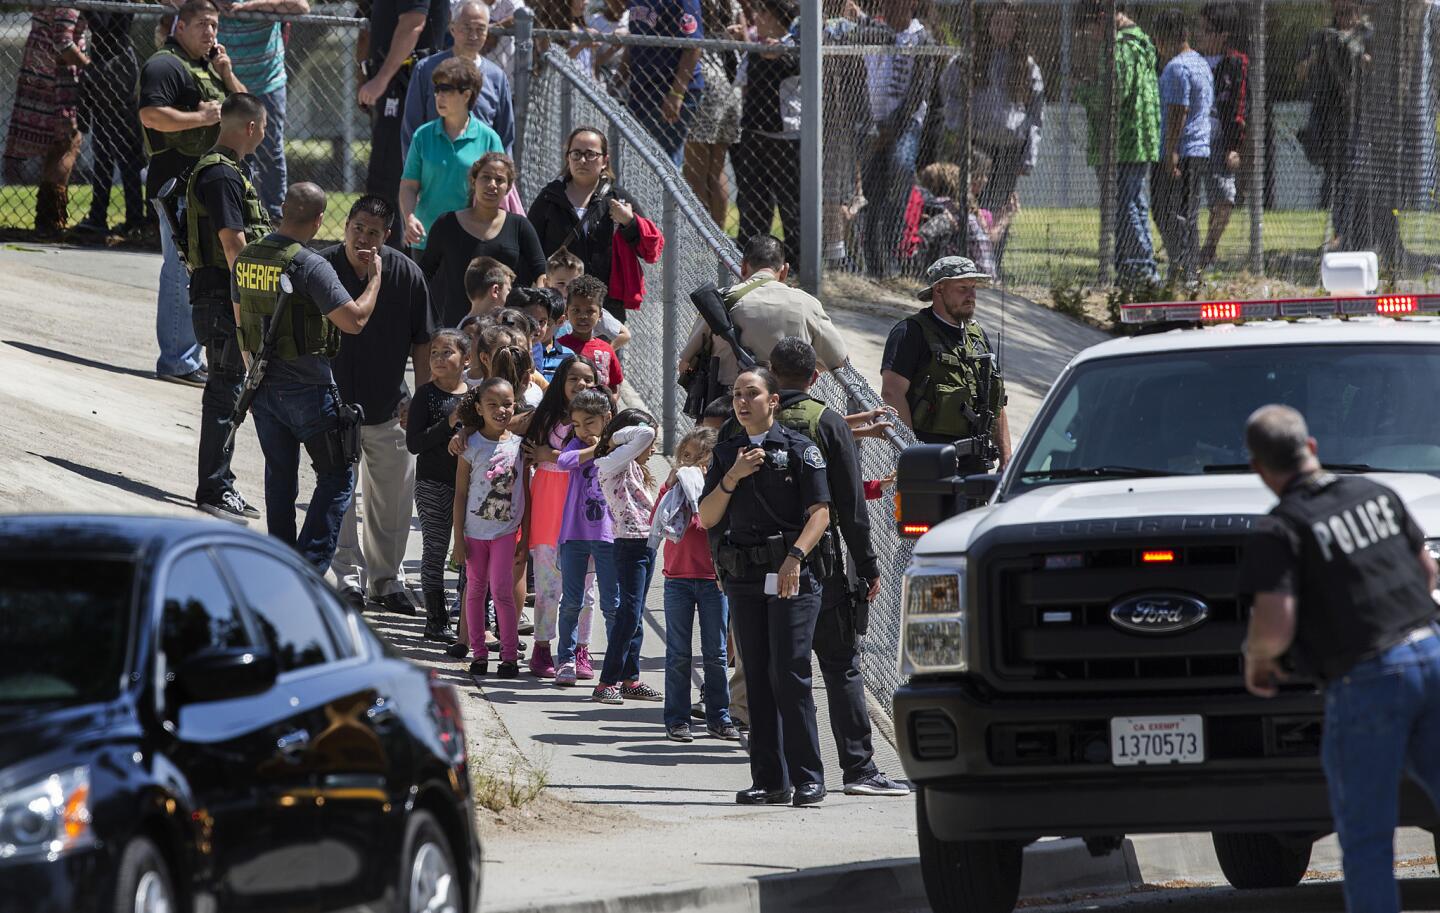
[151,177,189,269]
[222,273,294,454]
[690,282,757,370]
[951,352,1001,469]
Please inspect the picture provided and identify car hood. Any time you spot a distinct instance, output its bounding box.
[913,472,1440,557]
[0,701,137,785]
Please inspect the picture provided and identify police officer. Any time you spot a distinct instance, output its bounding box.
[880,256,1012,471]
[185,93,270,522]
[137,0,245,386]
[232,183,382,571]
[1238,404,1440,913]
[700,367,834,807]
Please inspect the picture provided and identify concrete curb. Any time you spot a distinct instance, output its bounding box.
[484,837,1140,913]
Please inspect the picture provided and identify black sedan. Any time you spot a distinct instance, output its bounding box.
[0,515,481,913]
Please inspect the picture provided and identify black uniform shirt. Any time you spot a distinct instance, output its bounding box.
[703,421,831,548]
[136,41,211,197]
[322,244,433,424]
[1237,473,1438,680]
[191,156,248,292]
[360,0,449,68]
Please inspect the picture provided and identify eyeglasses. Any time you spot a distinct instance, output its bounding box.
[434,83,462,95]
[566,150,605,162]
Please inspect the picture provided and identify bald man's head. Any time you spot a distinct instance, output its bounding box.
[281,183,327,225]
[1245,404,1314,474]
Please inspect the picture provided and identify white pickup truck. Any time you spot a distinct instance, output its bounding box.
[892,307,1440,913]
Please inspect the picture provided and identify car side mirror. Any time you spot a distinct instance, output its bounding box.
[171,648,278,705]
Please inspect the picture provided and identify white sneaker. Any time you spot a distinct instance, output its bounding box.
[554,662,577,686]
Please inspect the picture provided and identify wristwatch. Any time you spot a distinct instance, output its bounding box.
[786,545,806,562]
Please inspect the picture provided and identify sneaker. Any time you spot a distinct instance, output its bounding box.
[707,722,741,741]
[497,660,519,679]
[591,684,623,705]
[71,218,108,236]
[554,662,577,686]
[197,490,251,525]
[518,612,535,636]
[667,724,694,742]
[468,658,488,677]
[575,646,595,680]
[229,491,261,520]
[843,773,911,797]
[620,681,661,702]
[159,368,208,388]
[690,701,706,721]
[529,642,556,678]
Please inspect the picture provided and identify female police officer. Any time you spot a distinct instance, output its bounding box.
[700,367,834,807]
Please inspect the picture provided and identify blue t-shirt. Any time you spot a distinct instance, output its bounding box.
[1159,49,1213,159]
[626,1,704,93]
[232,234,355,386]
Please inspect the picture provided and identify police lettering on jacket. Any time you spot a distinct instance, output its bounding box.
[1310,494,1403,561]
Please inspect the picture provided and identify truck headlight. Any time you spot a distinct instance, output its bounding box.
[0,766,94,861]
[900,560,967,675]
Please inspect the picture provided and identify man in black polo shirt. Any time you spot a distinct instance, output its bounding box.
[356,0,450,245]
[323,195,434,612]
[1238,404,1440,913]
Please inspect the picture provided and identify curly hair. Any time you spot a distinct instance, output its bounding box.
[566,274,609,305]
[456,377,514,431]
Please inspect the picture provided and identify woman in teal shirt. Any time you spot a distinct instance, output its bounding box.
[400,56,504,251]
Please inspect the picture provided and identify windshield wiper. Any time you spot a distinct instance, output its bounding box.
[1018,465,1177,481]
[1203,462,1387,474]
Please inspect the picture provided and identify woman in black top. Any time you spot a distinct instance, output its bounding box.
[527,125,646,322]
[420,152,548,326]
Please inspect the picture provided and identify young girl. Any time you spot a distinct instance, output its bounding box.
[452,378,527,678]
[522,355,602,678]
[590,408,662,705]
[549,388,618,687]
[406,329,471,644]
[653,427,735,740]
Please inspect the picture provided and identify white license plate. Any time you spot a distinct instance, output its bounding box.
[1110,715,1205,766]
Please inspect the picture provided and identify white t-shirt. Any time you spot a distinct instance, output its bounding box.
[460,432,526,540]
[484,0,524,77]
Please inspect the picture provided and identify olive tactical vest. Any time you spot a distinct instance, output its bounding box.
[234,237,341,360]
[140,44,226,159]
[184,149,270,272]
[906,316,1003,440]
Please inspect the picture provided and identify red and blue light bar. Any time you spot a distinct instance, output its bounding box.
[1120,294,1439,325]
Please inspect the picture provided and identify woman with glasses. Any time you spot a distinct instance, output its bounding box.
[528,126,653,323]
[400,56,504,257]
[419,151,548,326]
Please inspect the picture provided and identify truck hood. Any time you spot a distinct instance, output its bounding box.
[913,472,1440,557]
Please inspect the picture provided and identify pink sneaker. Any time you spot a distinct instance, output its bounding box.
[529,642,556,678]
[575,645,595,680]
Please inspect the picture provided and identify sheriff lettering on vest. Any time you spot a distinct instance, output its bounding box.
[185,92,270,522]
[880,256,1012,472]
[231,182,383,571]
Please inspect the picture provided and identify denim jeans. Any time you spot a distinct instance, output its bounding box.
[1114,162,1159,286]
[251,86,288,222]
[628,88,701,170]
[557,539,620,666]
[250,380,355,571]
[600,538,654,686]
[1152,157,1203,285]
[663,577,730,729]
[155,209,202,377]
[190,291,244,505]
[1321,626,1440,913]
[860,118,922,278]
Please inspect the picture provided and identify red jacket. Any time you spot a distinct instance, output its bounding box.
[609,215,663,310]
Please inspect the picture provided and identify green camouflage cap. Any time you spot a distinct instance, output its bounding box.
[918,256,990,301]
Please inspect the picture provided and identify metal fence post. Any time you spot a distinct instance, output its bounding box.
[1096,0,1118,286]
[512,8,533,179]
[799,2,822,294]
[609,122,624,186]
[1247,0,1265,275]
[341,45,356,192]
[1058,0,1074,209]
[661,193,680,456]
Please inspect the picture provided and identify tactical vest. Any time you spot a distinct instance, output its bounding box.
[141,44,226,159]
[184,148,270,272]
[906,315,1000,440]
[234,238,341,360]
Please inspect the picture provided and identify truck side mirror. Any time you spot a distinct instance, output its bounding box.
[896,444,960,537]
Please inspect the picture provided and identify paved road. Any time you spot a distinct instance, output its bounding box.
[1017,873,1440,912]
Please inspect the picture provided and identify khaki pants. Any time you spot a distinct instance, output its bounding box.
[729,615,748,726]
[332,418,415,597]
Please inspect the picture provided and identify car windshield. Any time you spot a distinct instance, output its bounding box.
[0,558,133,706]
[1010,344,1440,494]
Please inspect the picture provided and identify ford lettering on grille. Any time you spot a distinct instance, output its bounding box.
[1109,594,1210,634]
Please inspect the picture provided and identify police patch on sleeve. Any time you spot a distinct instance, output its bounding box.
[802,446,826,469]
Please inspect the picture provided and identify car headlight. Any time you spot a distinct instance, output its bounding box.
[0,766,93,861]
[899,559,968,675]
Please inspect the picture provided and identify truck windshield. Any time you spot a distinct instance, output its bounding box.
[1010,344,1440,494]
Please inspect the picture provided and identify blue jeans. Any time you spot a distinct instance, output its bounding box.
[155,209,202,377]
[251,86,288,222]
[628,87,701,170]
[557,539,619,666]
[250,380,355,571]
[663,577,730,729]
[601,538,654,686]
[1114,162,1159,286]
[1321,626,1440,913]
[861,118,922,278]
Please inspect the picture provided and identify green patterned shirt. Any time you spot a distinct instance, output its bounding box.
[1077,25,1160,166]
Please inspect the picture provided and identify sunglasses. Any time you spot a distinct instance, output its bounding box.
[434,83,463,95]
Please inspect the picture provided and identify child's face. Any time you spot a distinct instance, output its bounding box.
[566,296,602,336]
[480,384,516,432]
[571,409,610,444]
[677,440,712,468]
[563,363,597,402]
[523,304,553,344]
[429,338,465,379]
[550,267,581,300]
[970,172,988,197]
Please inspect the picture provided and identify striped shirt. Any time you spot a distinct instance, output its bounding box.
[218,20,285,96]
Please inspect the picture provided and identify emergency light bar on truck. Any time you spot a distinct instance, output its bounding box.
[1120,293,1440,325]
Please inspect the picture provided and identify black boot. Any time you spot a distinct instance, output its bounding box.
[422,591,455,643]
